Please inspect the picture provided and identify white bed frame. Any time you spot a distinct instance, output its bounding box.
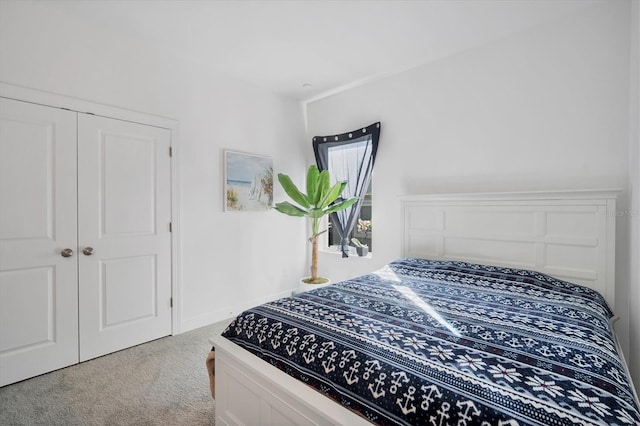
[211,190,619,426]
[400,190,617,310]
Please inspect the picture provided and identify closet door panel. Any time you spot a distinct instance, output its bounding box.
[0,98,79,386]
[77,114,171,361]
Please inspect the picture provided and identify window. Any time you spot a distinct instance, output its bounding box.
[313,122,380,257]
[328,182,372,252]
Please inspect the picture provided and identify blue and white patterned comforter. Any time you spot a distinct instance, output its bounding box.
[222,258,640,425]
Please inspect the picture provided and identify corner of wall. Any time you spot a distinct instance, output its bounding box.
[627,0,640,395]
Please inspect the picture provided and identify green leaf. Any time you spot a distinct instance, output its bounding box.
[325,197,358,214]
[273,201,307,217]
[277,173,310,209]
[319,180,346,209]
[314,170,330,206]
[306,165,319,204]
[308,208,326,220]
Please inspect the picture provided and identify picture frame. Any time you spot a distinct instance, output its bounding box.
[224,150,273,212]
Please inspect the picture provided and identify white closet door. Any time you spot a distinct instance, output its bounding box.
[0,98,79,386]
[77,114,172,361]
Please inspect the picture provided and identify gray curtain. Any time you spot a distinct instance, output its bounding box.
[313,122,380,257]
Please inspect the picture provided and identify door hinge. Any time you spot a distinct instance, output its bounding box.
[169,222,172,232]
[170,297,173,308]
[169,147,173,157]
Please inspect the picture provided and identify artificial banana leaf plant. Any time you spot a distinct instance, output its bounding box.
[274,165,358,284]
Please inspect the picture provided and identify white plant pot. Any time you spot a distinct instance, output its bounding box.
[298,277,331,293]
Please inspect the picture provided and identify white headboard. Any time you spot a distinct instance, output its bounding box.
[400,190,618,310]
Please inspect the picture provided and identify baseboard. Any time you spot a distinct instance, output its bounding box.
[179,288,294,333]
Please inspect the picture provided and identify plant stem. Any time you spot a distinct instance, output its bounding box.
[310,235,318,280]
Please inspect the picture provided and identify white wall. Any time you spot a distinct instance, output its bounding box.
[307,1,637,388]
[628,0,640,393]
[0,1,308,332]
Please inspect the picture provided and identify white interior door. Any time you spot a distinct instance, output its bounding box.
[0,98,79,386]
[77,114,172,361]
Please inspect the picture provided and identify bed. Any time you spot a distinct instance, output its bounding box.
[211,190,640,425]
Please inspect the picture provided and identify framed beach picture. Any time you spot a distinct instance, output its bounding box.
[224,150,273,212]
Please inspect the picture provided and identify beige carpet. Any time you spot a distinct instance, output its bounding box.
[0,319,232,425]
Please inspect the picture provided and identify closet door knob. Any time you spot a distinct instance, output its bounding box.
[83,247,94,256]
[61,248,74,258]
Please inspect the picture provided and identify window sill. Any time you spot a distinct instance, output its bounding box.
[321,246,372,259]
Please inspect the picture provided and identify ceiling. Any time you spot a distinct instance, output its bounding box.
[42,0,606,102]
